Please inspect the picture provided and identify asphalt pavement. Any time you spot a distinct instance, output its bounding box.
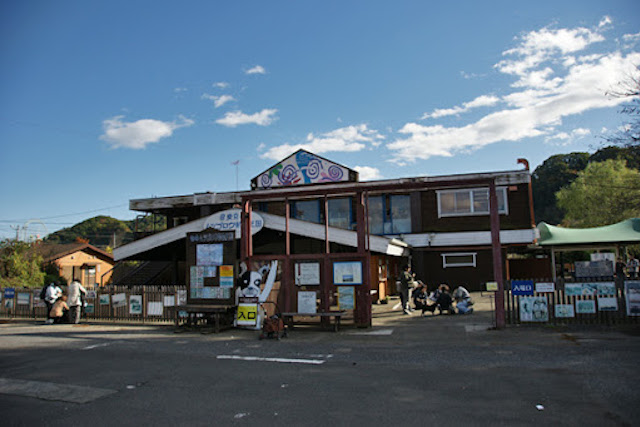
[1,292,639,426]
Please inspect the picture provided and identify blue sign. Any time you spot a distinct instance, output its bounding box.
[511,280,534,296]
[4,288,15,299]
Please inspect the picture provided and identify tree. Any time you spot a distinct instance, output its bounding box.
[532,152,589,224]
[604,65,640,147]
[556,159,640,227]
[0,239,45,289]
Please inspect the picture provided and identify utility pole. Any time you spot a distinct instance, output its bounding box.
[232,160,240,191]
[10,225,20,241]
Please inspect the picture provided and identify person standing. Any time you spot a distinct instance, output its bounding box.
[627,256,639,280]
[44,282,62,324]
[398,265,415,315]
[67,279,87,324]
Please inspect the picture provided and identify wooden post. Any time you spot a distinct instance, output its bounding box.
[489,180,506,329]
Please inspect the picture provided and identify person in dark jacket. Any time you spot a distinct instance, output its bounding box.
[435,284,455,315]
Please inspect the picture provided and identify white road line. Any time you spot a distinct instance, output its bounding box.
[348,328,394,336]
[217,355,325,365]
[82,342,112,350]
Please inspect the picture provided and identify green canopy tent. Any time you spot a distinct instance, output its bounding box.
[537,218,640,280]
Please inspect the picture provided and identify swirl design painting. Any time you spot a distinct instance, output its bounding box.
[254,151,350,189]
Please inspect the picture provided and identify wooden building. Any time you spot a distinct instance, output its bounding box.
[37,242,115,288]
[114,150,536,326]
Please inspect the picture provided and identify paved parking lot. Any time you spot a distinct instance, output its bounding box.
[1,293,639,426]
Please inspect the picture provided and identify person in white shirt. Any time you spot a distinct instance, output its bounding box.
[44,282,63,324]
[67,279,87,324]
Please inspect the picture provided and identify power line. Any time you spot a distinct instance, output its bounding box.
[0,204,129,222]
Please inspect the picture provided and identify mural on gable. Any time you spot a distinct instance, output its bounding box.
[252,150,355,189]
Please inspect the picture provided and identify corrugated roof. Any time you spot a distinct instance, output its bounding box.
[537,218,640,246]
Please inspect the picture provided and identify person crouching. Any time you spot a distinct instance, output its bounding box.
[50,295,69,324]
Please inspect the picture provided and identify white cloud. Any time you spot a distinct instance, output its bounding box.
[495,25,605,77]
[173,87,187,93]
[245,65,266,75]
[388,18,640,164]
[598,16,612,28]
[422,95,500,119]
[100,115,194,149]
[354,166,382,181]
[202,93,235,108]
[545,128,591,145]
[622,32,640,49]
[215,109,278,127]
[261,124,384,160]
[213,82,230,89]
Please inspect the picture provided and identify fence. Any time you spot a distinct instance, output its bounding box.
[504,278,640,326]
[0,285,188,324]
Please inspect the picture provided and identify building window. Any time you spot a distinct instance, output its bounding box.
[437,187,508,217]
[367,194,411,235]
[173,216,189,227]
[390,195,411,234]
[328,198,352,230]
[442,253,477,268]
[367,196,384,234]
[291,200,322,224]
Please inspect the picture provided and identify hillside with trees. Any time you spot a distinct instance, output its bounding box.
[532,145,640,225]
[44,215,166,249]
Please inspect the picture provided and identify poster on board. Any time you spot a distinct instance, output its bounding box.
[129,295,142,315]
[625,281,640,316]
[112,293,126,308]
[147,302,163,316]
[575,299,596,314]
[535,282,555,293]
[219,265,234,287]
[196,243,223,266]
[519,296,548,322]
[597,296,618,311]
[17,292,30,306]
[333,261,362,285]
[555,304,575,318]
[297,291,317,314]
[337,286,355,310]
[295,262,320,286]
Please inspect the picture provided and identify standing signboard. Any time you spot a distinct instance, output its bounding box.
[186,230,237,305]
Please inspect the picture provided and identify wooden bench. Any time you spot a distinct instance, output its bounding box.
[175,304,235,333]
[281,311,346,332]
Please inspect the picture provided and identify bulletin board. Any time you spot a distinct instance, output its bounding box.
[186,230,237,305]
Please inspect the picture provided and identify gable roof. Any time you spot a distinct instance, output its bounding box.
[35,242,114,263]
[114,212,408,261]
[537,218,640,246]
[251,149,358,190]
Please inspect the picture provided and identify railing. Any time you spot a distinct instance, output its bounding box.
[0,285,187,324]
[504,278,639,325]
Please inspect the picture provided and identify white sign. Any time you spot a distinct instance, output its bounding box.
[333,261,363,285]
[203,208,264,239]
[295,262,320,286]
[535,282,555,293]
[591,253,615,262]
[297,291,317,314]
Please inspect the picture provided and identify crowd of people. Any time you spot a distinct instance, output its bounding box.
[42,279,87,325]
[397,265,474,316]
[616,256,639,279]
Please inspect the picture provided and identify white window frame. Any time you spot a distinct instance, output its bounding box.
[442,252,477,268]
[436,187,508,218]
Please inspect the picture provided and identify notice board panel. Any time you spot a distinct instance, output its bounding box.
[186,230,236,305]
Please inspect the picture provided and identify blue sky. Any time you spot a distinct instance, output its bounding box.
[1,0,639,240]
